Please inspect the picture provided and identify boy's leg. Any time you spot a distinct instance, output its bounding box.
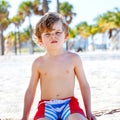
[68,113,88,120]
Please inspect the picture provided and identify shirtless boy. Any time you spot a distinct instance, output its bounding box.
[22,12,96,120]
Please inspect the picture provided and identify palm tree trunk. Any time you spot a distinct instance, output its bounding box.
[66,41,69,50]
[0,29,2,55]
[56,0,59,13]
[0,31,4,55]
[0,29,4,55]
[17,26,21,54]
[42,0,49,14]
[28,16,33,54]
[14,30,17,55]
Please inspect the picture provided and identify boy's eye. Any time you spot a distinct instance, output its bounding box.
[43,31,63,37]
[56,32,63,35]
[45,33,50,36]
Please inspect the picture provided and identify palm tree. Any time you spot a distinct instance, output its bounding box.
[95,8,120,35]
[20,28,32,42]
[5,27,33,52]
[76,22,92,39]
[18,1,34,54]
[10,14,24,54]
[59,2,76,24]
[0,0,10,55]
[33,0,51,15]
[32,0,43,15]
[95,9,120,49]
[108,8,120,38]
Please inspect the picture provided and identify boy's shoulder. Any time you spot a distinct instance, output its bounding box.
[66,51,82,64]
[67,51,81,58]
[32,53,46,65]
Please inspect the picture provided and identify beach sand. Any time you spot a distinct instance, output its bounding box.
[0,51,120,120]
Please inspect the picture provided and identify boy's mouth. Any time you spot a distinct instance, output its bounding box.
[51,40,58,43]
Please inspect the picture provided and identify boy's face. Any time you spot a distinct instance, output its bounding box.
[40,21,67,50]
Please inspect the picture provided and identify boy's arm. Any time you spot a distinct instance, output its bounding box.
[74,54,96,120]
[22,59,40,120]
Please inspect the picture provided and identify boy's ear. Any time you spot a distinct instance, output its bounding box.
[37,38,43,46]
[64,33,69,42]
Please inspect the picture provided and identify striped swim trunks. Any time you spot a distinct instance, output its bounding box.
[34,96,85,120]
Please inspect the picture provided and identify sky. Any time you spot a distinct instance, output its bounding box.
[6,0,120,31]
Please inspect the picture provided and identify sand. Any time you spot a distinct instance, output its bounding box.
[0,51,120,120]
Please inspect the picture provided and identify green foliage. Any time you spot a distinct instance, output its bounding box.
[1,18,10,30]
[20,28,31,42]
[95,9,120,33]
[10,15,24,26]
[76,22,91,38]
[59,1,76,24]
[69,28,76,39]
[0,0,10,13]
[91,25,101,35]
[18,0,33,17]
[5,32,15,45]
[60,2,73,15]
[0,0,10,22]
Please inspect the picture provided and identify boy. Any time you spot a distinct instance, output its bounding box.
[22,12,96,120]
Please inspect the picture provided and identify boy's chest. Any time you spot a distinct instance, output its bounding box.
[39,59,74,76]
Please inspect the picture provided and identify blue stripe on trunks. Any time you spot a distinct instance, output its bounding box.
[44,98,71,120]
[61,104,70,120]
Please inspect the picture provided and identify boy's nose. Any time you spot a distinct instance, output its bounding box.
[50,33,57,38]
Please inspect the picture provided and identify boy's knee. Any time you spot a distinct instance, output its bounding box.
[68,113,87,120]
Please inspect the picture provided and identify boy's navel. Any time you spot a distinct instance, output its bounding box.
[44,72,47,76]
[56,94,60,97]
[66,70,69,74]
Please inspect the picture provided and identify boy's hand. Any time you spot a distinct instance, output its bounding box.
[87,113,96,120]
[21,116,28,120]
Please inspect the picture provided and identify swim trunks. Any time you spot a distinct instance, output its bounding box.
[34,96,85,120]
